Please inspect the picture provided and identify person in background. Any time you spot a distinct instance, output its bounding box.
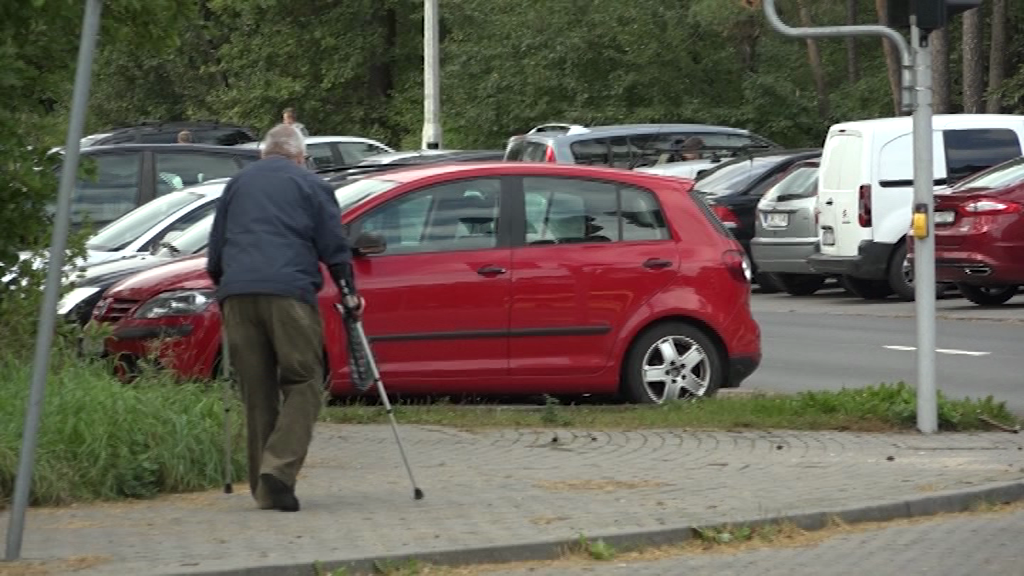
[207,123,364,512]
[177,130,194,144]
[282,107,309,137]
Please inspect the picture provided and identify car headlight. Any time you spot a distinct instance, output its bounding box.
[133,289,215,319]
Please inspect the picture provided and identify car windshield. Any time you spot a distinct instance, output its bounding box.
[694,157,781,196]
[153,212,215,257]
[953,156,1024,191]
[334,178,401,212]
[764,165,820,202]
[86,190,204,252]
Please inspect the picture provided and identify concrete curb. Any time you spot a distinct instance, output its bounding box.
[170,479,1024,576]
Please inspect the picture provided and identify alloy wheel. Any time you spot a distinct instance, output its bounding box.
[641,335,711,403]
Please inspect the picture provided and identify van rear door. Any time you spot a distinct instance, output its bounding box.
[816,130,867,257]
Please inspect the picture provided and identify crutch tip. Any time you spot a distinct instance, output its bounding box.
[413,488,424,500]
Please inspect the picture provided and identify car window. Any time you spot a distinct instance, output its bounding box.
[307,143,337,169]
[944,129,1022,184]
[154,152,242,194]
[85,189,203,252]
[153,212,215,257]
[334,178,402,212]
[504,138,526,161]
[356,178,502,255]
[520,141,551,162]
[570,132,771,168]
[144,201,218,253]
[337,142,389,165]
[522,177,667,244]
[763,164,820,202]
[694,157,778,196]
[72,152,143,230]
[953,157,1024,190]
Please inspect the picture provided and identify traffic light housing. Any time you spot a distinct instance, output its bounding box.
[888,0,983,32]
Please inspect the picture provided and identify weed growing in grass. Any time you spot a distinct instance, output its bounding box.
[0,352,246,507]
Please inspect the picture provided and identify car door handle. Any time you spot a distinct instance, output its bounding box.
[825,198,834,206]
[477,265,507,276]
[642,258,672,269]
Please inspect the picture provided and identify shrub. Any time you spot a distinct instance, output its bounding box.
[0,353,245,507]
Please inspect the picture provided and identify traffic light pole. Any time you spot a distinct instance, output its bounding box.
[910,19,938,434]
[762,0,939,433]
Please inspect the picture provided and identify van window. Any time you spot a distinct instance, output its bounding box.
[821,134,862,191]
[944,129,1022,184]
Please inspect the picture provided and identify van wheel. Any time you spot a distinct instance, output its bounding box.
[957,284,1018,306]
[841,275,894,300]
[775,274,826,296]
[622,322,723,405]
[888,242,915,301]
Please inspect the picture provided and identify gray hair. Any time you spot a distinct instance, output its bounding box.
[261,123,306,159]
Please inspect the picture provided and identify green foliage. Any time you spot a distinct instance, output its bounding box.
[0,353,245,507]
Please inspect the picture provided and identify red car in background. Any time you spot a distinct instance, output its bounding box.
[93,162,761,404]
[909,156,1024,306]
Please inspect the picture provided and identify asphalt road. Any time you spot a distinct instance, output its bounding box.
[748,283,1024,416]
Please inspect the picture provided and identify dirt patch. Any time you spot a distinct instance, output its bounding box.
[0,555,110,576]
[528,516,570,526]
[534,479,668,492]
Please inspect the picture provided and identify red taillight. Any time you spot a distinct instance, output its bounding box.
[858,184,871,227]
[711,204,740,229]
[958,198,1022,215]
[722,250,752,283]
[544,145,555,163]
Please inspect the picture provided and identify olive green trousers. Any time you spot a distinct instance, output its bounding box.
[221,294,324,505]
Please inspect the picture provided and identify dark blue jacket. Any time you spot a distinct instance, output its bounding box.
[206,155,351,307]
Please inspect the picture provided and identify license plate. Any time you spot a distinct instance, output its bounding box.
[935,211,955,225]
[765,212,789,228]
[822,228,835,246]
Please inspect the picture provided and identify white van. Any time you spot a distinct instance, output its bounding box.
[808,114,1024,300]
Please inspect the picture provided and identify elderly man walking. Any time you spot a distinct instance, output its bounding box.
[207,123,364,512]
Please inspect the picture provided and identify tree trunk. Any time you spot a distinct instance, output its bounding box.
[962,7,985,113]
[875,0,902,115]
[986,0,1007,113]
[846,0,859,83]
[931,27,950,114]
[797,0,830,120]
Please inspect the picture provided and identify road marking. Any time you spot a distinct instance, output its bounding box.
[882,345,990,357]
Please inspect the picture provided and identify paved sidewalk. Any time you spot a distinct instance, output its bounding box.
[1,424,1023,575]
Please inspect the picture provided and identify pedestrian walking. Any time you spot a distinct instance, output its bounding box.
[206,123,364,512]
[282,107,309,137]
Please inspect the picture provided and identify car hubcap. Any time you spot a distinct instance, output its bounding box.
[641,335,711,403]
[902,255,913,286]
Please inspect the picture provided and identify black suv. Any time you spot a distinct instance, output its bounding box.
[64,143,263,231]
[81,121,259,148]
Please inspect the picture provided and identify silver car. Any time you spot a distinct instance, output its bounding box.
[750,158,828,296]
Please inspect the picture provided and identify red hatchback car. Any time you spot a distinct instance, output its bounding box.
[93,162,761,404]
[910,156,1024,306]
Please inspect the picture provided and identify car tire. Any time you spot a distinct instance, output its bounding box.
[957,284,1018,306]
[622,321,724,405]
[888,242,915,301]
[841,275,894,300]
[775,273,827,296]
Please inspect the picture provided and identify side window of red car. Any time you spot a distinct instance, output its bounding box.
[522,177,670,245]
[356,178,501,255]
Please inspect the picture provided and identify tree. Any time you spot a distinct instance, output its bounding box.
[962,6,985,113]
[986,0,1007,113]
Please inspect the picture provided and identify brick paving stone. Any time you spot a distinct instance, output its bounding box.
[480,507,1024,576]
[0,424,1022,575]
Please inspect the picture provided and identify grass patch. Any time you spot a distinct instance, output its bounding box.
[322,383,1021,432]
[0,353,245,508]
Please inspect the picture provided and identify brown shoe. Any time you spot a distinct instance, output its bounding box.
[259,473,299,512]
